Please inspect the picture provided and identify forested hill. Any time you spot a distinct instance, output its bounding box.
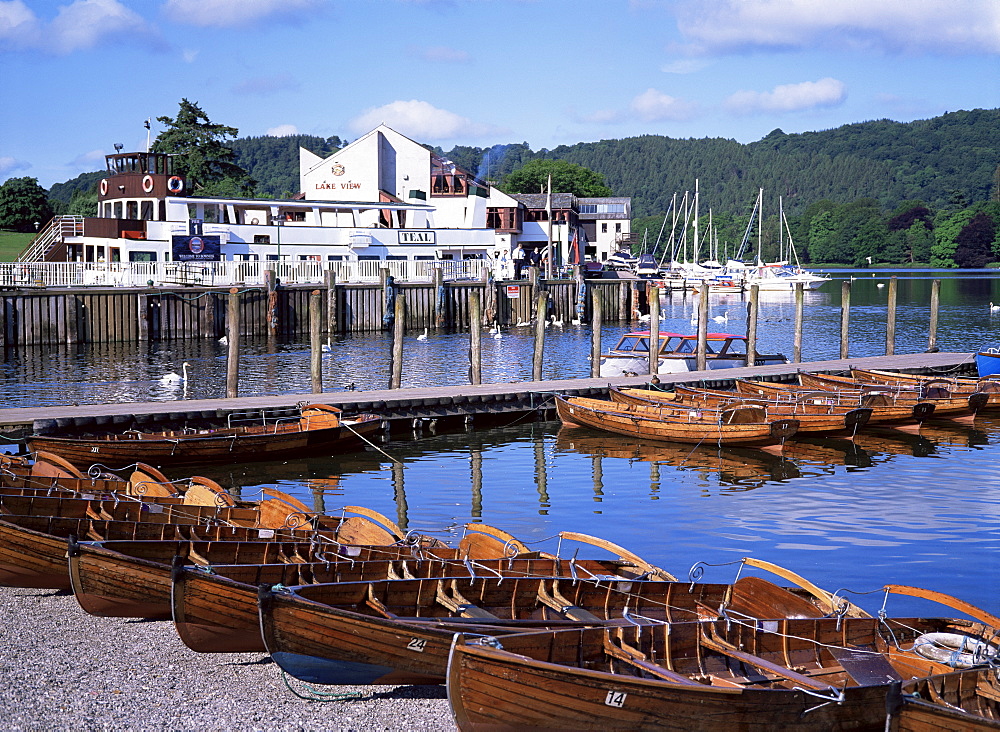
[455,108,999,219]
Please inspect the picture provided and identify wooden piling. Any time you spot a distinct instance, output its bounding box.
[200,291,216,338]
[928,279,941,351]
[696,282,708,371]
[469,290,482,385]
[747,284,759,366]
[793,282,804,363]
[648,286,660,376]
[840,280,851,359]
[433,266,446,329]
[590,288,602,378]
[886,275,897,356]
[309,290,322,394]
[225,288,240,399]
[136,293,148,343]
[389,293,406,389]
[324,270,339,334]
[264,270,278,340]
[619,281,629,322]
[532,290,549,381]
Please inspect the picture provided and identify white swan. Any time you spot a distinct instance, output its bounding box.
[489,325,503,339]
[712,312,729,324]
[550,315,564,327]
[990,302,1000,312]
[416,328,428,341]
[218,335,228,346]
[876,283,885,288]
[160,362,189,384]
[637,313,651,322]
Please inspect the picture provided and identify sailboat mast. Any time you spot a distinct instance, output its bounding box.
[694,179,700,265]
[756,187,763,265]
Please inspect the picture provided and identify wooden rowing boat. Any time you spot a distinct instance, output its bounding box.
[446,614,997,731]
[174,555,667,654]
[174,527,678,655]
[0,491,400,590]
[888,667,1000,730]
[734,379,939,425]
[609,387,872,436]
[556,395,799,448]
[797,372,989,422]
[258,563,869,686]
[26,403,382,468]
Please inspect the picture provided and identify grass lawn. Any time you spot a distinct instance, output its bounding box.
[0,231,33,261]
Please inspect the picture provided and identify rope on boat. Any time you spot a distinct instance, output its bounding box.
[339,420,402,465]
[279,669,373,702]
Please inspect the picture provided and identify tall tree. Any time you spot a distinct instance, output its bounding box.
[152,99,254,195]
[501,159,612,197]
[0,177,53,232]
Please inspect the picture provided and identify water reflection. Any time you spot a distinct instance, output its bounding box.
[6,269,1000,407]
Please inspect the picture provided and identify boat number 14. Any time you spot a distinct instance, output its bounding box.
[604,690,627,708]
[406,638,426,653]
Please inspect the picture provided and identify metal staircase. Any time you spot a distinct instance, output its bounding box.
[17,216,83,262]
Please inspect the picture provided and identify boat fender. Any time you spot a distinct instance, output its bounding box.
[912,632,998,668]
[167,176,184,193]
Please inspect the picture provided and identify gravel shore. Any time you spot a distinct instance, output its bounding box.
[0,586,454,731]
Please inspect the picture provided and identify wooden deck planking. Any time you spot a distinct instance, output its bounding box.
[0,351,976,434]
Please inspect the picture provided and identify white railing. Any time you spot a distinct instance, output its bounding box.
[0,259,492,288]
[16,216,84,263]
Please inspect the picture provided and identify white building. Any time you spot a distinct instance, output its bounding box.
[24,124,630,275]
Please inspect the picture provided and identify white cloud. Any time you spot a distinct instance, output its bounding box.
[0,155,30,177]
[0,0,150,53]
[724,77,847,115]
[182,48,199,63]
[675,0,1000,55]
[163,0,320,28]
[267,124,299,137]
[630,88,699,121]
[349,100,507,141]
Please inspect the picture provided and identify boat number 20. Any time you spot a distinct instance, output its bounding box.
[604,690,627,708]
[406,638,426,653]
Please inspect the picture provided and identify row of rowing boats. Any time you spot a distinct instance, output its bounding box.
[556,368,998,448]
[1,454,998,729]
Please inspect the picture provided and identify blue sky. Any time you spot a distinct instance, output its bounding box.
[2,0,998,189]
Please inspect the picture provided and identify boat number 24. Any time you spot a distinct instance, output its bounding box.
[406,638,426,653]
[604,690,627,708]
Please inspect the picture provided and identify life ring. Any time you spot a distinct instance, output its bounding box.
[142,175,154,193]
[912,632,997,668]
[100,179,108,196]
[167,176,184,193]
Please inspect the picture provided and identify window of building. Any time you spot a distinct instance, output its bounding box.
[126,201,138,219]
[601,223,608,233]
[235,254,259,261]
[358,255,381,261]
[615,223,622,233]
[386,255,407,261]
[327,255,344,261]
[254,235,270,245]
[140,201,153,220]
[129,251,157,262]
[414,255,434,261]
[113,202,123,219]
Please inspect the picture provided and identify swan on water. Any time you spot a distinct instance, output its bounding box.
[322,337,333,353]
[990,302,1000,312]
[416,328,428,341]
[712,312,729,323]
[160,362,190,384]
[218,335,228,346]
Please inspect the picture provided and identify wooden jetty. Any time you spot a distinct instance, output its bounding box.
[0,352,976,440]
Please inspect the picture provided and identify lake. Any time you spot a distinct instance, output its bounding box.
[3,269,999,617]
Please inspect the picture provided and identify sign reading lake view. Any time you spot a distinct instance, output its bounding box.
[398,231,435,245]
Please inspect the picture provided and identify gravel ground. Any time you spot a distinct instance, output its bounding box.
[0,586,454,731]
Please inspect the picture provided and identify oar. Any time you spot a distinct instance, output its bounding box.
[602,634,700,685]
[459,523,532,559]
[740,557,869,618]
[699,625,831,690]
[342,505,405,540]
[558,531,676,580]
[882,585,1000,629]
